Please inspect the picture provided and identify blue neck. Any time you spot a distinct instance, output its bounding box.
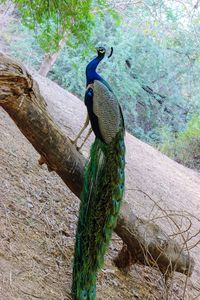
[86,56,104,86]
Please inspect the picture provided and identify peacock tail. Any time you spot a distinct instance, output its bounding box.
[72,47,125,300]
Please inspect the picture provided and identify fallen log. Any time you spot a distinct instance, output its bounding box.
[0,52,194,277]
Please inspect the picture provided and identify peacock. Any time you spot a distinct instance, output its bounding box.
[72,46,125,300]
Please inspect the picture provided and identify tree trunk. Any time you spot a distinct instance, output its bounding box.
[0,2,15,26]
[38,33,67,77]
[0,52,194,278]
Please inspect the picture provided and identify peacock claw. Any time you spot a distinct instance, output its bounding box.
[72,116,92,151]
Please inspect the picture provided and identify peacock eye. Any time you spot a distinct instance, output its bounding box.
[99,47,105,53]
[83,290,87,299]
[80,289,87,299]
[120,184,124,190]
[120,142,125,149]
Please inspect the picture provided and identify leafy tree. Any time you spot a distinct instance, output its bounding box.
[0,0,119,75]
[2,0,200,169]
[158,114,200,170]
[0,0,115,52]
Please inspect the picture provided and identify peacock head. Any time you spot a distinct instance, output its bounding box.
[96,46,106,58]
[86,46,113,84]
[96,46,113,59]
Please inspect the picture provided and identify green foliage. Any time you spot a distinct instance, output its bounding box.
[158,115,200,170]
[7,8,200,143]
[0,0,112,52]
[180,115,200,138]
[176,115,200,168]
[8,23,44,68]
[2,0,200,169]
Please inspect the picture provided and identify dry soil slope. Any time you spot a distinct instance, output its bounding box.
[0,70,200,299]
[35,72,200,294]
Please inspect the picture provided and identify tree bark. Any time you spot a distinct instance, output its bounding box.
[38,33,67,77]
[0,52,194,278]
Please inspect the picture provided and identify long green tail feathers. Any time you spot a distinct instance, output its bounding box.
[72,129,125,300]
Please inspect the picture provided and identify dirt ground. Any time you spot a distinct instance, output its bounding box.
[0,107,168,300]
[0,69,200,299]
[0,12,200,297]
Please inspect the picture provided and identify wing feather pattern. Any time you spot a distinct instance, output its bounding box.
[93,80,121,144]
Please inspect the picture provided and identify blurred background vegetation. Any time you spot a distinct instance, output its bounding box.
[0,0,200,170]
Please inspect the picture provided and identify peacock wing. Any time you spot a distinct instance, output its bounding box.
[93,80,121,144]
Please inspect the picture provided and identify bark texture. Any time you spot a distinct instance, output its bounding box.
[38,33,67,77]
[0,52,194,277]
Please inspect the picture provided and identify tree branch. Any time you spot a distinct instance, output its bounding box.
[125,59,190,116]
[0,52,194,277]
